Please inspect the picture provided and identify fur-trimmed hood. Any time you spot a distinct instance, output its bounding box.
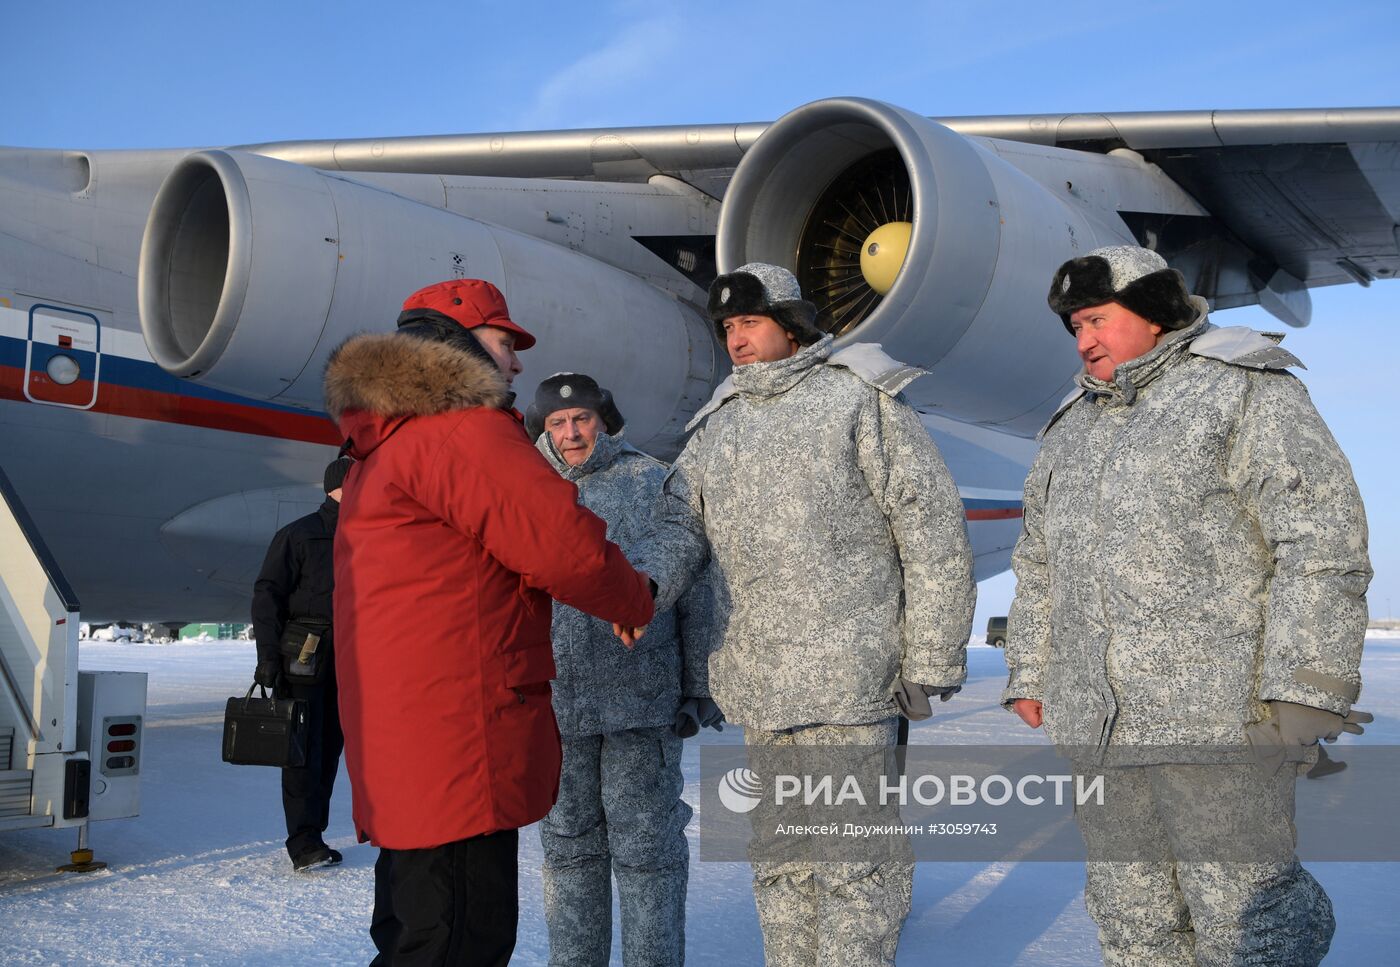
[323,332,509,421]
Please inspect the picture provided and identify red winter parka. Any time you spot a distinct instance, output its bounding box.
[323,332,655,849]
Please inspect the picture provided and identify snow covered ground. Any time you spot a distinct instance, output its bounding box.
[2,637,1397,965]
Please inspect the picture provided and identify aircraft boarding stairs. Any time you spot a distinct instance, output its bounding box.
[0,464,146,869]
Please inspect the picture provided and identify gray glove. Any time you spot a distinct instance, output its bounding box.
[673,697,725,738]
[893,679,961,721]
[1245,701,1373,776]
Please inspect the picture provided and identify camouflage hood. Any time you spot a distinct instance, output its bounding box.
[1044,297,1304,434]
[1075,305,1210,405]
[688,336,927,431]
[535,428,633,482]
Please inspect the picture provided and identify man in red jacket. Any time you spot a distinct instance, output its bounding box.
[323,279,656,967]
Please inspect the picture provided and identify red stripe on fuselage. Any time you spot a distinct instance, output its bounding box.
[4,366,1030,516]
[966,507,1023,521]
[2,365,340,446]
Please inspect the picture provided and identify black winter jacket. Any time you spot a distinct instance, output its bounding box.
[251,499,338,665]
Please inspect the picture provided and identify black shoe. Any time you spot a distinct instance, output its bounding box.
[292,845,343,871]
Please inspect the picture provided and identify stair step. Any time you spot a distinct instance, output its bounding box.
[0,767,33,818]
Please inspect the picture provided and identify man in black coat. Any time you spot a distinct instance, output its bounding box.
[252,457,351,871]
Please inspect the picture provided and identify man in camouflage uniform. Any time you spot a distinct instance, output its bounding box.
[1003,245,1373,966]
[527,373,721,967]
[638,263,976,967]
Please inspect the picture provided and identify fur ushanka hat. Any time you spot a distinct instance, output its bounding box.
[323,456,352,494]
[1047,245,1195,334]
[524,372,625,442]
[707,262,823,346]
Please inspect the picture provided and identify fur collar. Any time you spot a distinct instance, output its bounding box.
[323,332,508,420]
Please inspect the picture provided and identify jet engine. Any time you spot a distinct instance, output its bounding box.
[717,98,1131,435]
[138,150,717,452]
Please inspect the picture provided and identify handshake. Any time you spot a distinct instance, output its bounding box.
[613,621,648,648]
[612,573,658,648]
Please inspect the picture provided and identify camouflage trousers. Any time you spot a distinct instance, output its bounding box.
[540,726,692,967]
[745,718,912,967]
[1075,760,1333,966]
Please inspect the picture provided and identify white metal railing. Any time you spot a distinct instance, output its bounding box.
[0,465,80,768]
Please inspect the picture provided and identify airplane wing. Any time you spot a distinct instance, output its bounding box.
[242,107,1400,322]
[949,109,1400,308]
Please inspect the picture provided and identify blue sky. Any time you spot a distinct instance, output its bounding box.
[6,0,1398,622]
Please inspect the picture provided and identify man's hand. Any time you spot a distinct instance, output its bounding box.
[612,622,648,648]
[254,659,282,690]
[893,680,960,721]
[612,571,657,648]
[673,697,725,738]
[1328,708,1374,741]
[1246,701,1373,775]
[1012,698,1043,729]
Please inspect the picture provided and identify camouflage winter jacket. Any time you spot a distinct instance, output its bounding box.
[1003,302,1371,752]
[537,429,712,737]
[643,336,975,731]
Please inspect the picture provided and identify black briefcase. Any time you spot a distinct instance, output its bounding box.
[222,684,308,768]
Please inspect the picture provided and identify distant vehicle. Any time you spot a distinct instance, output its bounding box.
[986,617,1007,648]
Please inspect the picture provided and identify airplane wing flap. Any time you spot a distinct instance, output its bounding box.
[1143,140,1400,289]
[945,109,1400,295]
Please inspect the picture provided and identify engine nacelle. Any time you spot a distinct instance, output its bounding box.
[718,98,1128,436]
[138,150,717,453]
